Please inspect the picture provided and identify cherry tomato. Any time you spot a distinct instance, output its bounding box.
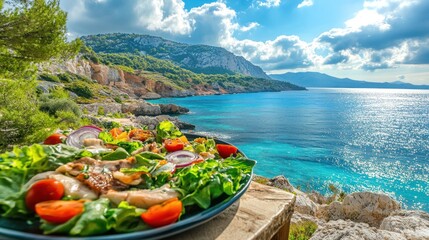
[25,179,65,211]
[164,139,184,152]
[129,129,152,141]
[43,133,66,145]
[216,144,238,158]
[109,128,123,138]
[35,200,84,224]
[141,198,182,228]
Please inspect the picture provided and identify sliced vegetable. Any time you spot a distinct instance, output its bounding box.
[129,129,153,141]
[36,200,84,224]
[166,150,201,168]
[164,138,184,152]
[140,198,182,228]
[66,126,102,148]
[25,179,65,211]
[216,144,238,158]
[44,133,66,145]
[109,128,123,138]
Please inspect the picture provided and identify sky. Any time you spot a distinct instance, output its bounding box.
[60,0,429,85]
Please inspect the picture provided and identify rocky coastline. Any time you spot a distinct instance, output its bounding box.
[255,175,429,240]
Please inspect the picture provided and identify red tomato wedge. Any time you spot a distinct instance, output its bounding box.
[43,133,66,145]
[25,179,64,211]
[35,200,84,224]
[164,139,184,152]
[216,144,238,158]
[141,198,183,228]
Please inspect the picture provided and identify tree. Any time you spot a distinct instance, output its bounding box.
[0,0,80,78]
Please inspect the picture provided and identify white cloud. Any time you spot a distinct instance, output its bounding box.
[60,0,429,75]
[223,35,316,70]
[240,22,260,32]
[297,0,313,9]
[134,0,192,35]
[256,0,281,8]
[316,0,429,70]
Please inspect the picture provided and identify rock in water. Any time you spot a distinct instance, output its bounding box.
[380,210,429,240]
[310,219,406,240]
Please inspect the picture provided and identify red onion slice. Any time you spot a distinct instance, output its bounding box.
[166,150,200,168]
[65,126,102,148]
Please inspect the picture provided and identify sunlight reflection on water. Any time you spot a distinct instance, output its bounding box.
[150,88,429,211]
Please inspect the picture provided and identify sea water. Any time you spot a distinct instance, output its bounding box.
[150,88,429,211]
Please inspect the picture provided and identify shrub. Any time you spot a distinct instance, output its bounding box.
[57,73,73,82]
[97,106,105,116]
[113,96,122,103]
[289,221,318,240]
[38,73,60,83]
[49,87,70,99]
[0,80,56,150]
[66,81,94,98]
[40,98,82,117]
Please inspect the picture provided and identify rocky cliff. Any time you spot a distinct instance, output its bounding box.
[41,56,302,99]
[81,33,270,79]
[257,175,429,240]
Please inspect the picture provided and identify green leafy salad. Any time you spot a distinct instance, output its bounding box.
[0,121,255,237]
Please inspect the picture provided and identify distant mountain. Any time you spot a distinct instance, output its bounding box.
[81,33,270,79]
[270,72,429,89]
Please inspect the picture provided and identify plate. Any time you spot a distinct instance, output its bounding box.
[0,134,255,240]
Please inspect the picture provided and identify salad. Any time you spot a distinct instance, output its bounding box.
[0,121,255,237]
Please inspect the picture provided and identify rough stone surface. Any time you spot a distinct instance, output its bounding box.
[292,212,326,226]
[380,210,429,240]
[140,92,162,100]
[307,191,328,205]
[317,192,401,227]
[295,194,319,216]
[267,175,296,193]
[80,103,122,115]
[310,219,406,240]
[160,104,189,114]
[122,102,161,116]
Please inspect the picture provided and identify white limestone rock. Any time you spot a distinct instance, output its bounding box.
[317,192,401,227]
[310,219,406,240]
[380,210,429,240]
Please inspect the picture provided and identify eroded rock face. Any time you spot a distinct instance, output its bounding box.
[81,103,122,115]
[310,219,406,240]
[267,175,295,193]
[295,194,319,216]
[121,101,161,116]
[380,210,429,240]
[159,104,189,114]
[317,192,401,227]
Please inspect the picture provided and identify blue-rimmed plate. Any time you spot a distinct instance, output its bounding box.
[0,134,255,240]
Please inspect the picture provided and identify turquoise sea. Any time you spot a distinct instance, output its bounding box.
[150,88,429,211]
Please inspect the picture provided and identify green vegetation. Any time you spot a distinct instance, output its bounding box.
[95,52,304,92]
[289,221,318,240]
[0,80,55,149]
[0,0,81,78]
[328,183,347,202]
[0,0,84,150]
[65,81,94,98]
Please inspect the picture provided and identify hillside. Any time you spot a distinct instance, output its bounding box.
[270,72,429,89]
[81,33,270,79]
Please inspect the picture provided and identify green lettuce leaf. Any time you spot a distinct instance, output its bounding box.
[156,120,183,142]
[173,157,255,209]
[0,144,84,218]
